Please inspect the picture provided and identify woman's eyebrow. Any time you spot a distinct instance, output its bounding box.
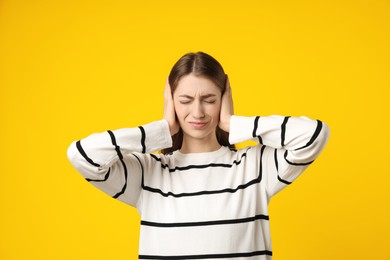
[178,94,217,98]
[200,94,217,98]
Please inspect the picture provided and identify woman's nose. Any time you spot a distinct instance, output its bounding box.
[192,101,205,118]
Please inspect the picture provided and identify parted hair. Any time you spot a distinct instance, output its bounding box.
[161,51,235,154]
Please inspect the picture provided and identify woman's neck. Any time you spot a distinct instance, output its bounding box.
[180,134,221,154]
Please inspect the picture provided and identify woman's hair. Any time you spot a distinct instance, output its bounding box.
[161,51,235,154]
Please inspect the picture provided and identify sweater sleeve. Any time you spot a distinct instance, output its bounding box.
[229,115,330,197]
[67,119,172,207]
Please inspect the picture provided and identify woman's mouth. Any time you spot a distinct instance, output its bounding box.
[189,121,208,129]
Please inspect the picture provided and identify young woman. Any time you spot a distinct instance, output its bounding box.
[67,52,330,259]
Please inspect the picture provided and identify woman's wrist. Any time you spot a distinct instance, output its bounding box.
[219,115,232,132]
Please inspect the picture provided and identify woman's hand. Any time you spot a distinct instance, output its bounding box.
[164,78,180,136]
[219,74,234,132]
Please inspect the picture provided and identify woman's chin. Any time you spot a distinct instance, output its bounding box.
[182,128,214,142]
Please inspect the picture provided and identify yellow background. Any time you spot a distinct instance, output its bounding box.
[1,0,389,259]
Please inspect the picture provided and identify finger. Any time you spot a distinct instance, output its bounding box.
[165,78,175,99]
[164,78,175,112]
[164,78,169,97]
[225,74,231,91]
[224,74,233,114]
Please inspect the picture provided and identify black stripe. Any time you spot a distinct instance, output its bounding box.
[75,140,100,167]
[278,175,292,185]
[284,150,314,166]
[142,146,266,198]
[257,136,263,145]
[112,159,128,198]
[274,149,278,172]
[258,145,264,184]
[274,149,292,184]
[149,149,249,172]
[107,130,123,159]
[253,116,263,144]
[86,168,111,182]
[295,120,323,151]
[281,116,290,147]
[253,116,260,137]
[107,130,128,198]
[150,153,160,161]
[141,214,269,228]
[132,153,144,186]
[142,179,259,198]
[139,126,146,153]
[139,250,272,259]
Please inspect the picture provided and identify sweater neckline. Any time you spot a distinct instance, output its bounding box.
[173,146,230,162]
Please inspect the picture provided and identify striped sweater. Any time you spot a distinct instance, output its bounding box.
[67,115,330,259]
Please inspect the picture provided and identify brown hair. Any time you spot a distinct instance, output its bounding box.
[161,51,235,154]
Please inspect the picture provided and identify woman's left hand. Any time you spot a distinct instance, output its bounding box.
[219,74,234,132]
[164,78,180,136]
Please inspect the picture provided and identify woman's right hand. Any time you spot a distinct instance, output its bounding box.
[164,78,180,136]
[219,74,234,133]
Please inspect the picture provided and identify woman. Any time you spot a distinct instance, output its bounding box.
[67,52,330,259]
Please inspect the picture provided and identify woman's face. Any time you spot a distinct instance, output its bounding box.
[173,73,222,142]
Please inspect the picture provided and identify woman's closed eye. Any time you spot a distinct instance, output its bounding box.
[178,96,217,104]
[179,100,192,104]
[179,100,216,104]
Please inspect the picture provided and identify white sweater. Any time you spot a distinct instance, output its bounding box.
[67,115,330,259]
